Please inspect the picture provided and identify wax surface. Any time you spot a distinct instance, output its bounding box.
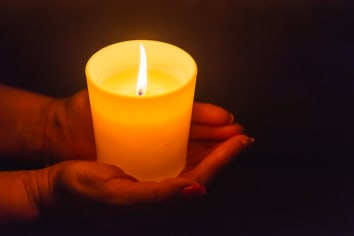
[100,68,183,96]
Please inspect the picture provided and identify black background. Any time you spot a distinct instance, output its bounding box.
[1,1,354,235]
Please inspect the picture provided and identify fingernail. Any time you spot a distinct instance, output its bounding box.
[228,113,235,124]
[180,184,206,200]
[239,136,255,145]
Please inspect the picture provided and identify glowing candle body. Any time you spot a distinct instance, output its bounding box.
[85,40,197,181]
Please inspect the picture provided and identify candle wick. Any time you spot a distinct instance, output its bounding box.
[138,88,143,96]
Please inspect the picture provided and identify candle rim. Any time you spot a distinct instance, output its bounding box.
[85,40,198,100]
[87,70,197,100]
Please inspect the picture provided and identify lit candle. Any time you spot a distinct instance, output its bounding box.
[86,40,197,181]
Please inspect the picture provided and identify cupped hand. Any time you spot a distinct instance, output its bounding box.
[37,90,254,221]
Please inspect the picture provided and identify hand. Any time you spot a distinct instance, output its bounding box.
[45,90,96,163]
[36,92,254,222]
[184,103,254,185]
[50,90,252,165]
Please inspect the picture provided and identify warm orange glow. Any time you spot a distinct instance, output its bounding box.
[136,44,147,96]
[86,40,197,181]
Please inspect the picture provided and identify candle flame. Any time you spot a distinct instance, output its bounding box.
[136,44,147,96]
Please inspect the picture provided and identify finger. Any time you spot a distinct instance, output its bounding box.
[190,123,244,140]
[192,102,234,126]
[103,177,203,205]
[58,161,201,204]
[186,135,255,185]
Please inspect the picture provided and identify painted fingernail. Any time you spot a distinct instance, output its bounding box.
[239,136,255,145]
[228,113,235,124]
[180,184,206,200]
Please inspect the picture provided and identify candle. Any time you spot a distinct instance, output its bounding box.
[85,40,197,181]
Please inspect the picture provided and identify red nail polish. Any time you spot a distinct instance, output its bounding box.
[180,185,206,200]
[239,136,255,145]
[229,113,235,124]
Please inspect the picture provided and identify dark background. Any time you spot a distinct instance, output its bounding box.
[1,1,354,235]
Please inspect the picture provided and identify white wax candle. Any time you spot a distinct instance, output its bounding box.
[86,40,197,181]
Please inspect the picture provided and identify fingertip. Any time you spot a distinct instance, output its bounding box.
[228,113,235,124]
[235,135,255,146]
[190,123,244,141]
[180,184,207,200]
[192,103,235,126]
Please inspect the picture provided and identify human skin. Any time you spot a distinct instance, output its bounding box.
[0,85,254,225]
